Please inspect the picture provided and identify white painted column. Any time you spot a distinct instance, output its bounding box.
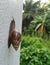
[0,0,23,65]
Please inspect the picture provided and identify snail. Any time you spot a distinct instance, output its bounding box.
[8,18,21,51]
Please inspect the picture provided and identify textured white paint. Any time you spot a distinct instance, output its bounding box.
[0,0,23,65]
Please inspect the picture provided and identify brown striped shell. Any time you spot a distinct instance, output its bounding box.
[8,18,21,51]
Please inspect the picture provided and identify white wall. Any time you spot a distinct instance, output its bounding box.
[0,0,23,65]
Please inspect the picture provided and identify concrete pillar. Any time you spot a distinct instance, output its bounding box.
[0,0,23,65]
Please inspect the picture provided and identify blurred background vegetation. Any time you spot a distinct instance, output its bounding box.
[20,0,50,65]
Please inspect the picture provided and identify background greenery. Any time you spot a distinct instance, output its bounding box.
[21,36,50,65]
[20,0,50,65]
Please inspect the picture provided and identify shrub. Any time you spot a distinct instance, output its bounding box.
[20,36,50,65]
[21,36,43,49]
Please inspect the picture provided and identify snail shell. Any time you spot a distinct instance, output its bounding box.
[8,18,21,51]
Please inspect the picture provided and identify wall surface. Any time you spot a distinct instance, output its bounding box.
[0,0,23,65]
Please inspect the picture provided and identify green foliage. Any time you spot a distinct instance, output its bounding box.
[24,0,40,14]
[20,36,50,65]
[21,36,43,48]
[23,0,50,38]
[45,12,50,33]
[23,0,41,31]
